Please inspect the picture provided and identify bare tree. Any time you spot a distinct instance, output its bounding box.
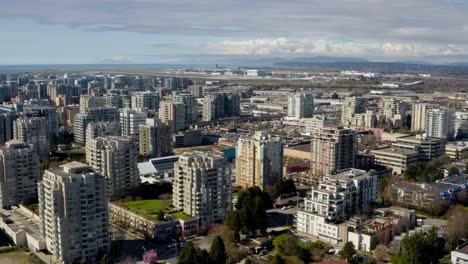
[445,205,468,250]
[374,245,388,262]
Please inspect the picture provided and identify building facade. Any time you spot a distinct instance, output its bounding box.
[139,118,173,158]
[86,136,140,200]
[13,117,49,160]
[0,140,40,208]
[296,168,378,244]
[38,162,110,263]
[236,131,283,190]
[424,108,455,140]
[173,151,232,227]
[287,93,314,119]
[310,127,357,176]
[73,108,120,145]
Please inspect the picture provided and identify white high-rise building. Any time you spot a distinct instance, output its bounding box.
[131,91,160,111]
[287,93,314,119]
[173,151,232,227]
[236,132,283,190]
[13,117,50,160]
[304,115,337,136]
[425,108,455,140]
[411,103,430,132]
[38,162,110,263]
[86,136,139,200]
[85,121,121,144]
[120,109,147,140]
[296,168,378,244]
[74,108,120,145]
[0,140,40,208]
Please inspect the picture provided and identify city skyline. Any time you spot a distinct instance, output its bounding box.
[1,0,468,64]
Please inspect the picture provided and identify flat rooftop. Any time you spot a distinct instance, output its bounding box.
[371,147,419,156]
[0,207,42,240]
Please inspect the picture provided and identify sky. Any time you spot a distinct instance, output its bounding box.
[1,0,468,64]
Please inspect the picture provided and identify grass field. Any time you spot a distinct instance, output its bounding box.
[0,250,33,264]
[116,199,194,221]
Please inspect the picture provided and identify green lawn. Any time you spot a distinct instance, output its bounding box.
[115,199,194,221]
[171,212,192,220]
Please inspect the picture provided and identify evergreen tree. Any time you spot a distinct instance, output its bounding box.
[340,242,356,263]
[210,236,227,264]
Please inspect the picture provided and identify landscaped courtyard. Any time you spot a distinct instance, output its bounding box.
[114,199,191,220]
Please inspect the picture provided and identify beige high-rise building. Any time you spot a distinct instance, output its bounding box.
[310,127,357,176]
[173,151,232,227]
[79,94,107,110]
[86,136,139,200]
[0,140,40,208]
[341,97,367,126]
[38,162,110,263]
[236,131,283,190]
[85,122,121,144]
[159,100,186,130]
[13,117,49,160]
[411,103,430,132]
[139,118,173,158]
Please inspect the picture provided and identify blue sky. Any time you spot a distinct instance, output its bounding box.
[1,0,468,64]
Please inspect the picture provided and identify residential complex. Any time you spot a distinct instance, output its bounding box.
[0,140,40,208]
[73,107,120,145]
[310,127,357,176]
[172,151,232,227]
[159,100,187,131]
[424,108,455,140]
[120,108,146,140]
[236,131,283,190]
[304,115,337,136]
[85,121,121,143]
[202,93,241,121]
[139,118,173,158]
[13,117,49,160]
[296,168,378,244]
[287,93,314,119]
[38,162,110,263]
[86,136,140,200]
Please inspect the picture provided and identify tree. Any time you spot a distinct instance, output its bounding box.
[391,227,444,264]
[373,245,388,262]
[273,233,298,256]
[224,211,241,239]
[272,179,297,198]
[234,187,271,235]
[339,242,356,263]
[445,205,468,250]
[448,166,458,177]
[208,225,246,264]
[178,242,200,264]
[210,236,227,264]
[178,241,214,264]
[143,249,158,264]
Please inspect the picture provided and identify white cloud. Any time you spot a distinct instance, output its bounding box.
[200,38,468,59]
